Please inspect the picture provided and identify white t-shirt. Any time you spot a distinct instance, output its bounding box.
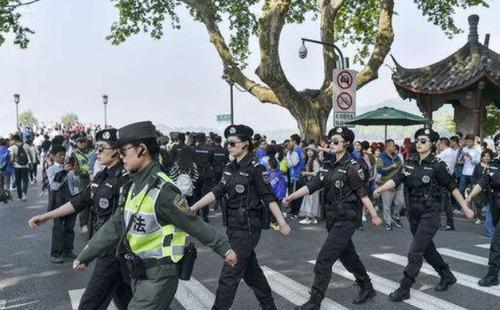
[437,147,457,175]
[462,146,481,176]
[9,143,32,168]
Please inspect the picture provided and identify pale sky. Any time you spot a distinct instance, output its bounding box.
[1,0,499,136]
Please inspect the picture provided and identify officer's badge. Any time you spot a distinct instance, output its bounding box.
[336,128,342,133]
[424,129,430,135]
[357,169,365,180]
[422,175,431,184]
[229,127,236,134]
[235,184,245,194]
[103,131,111,140]
[335,180,344,188]
[99,198,109,209]
[262,171,270,184]
[174,195,190,212]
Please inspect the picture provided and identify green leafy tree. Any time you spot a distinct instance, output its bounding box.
[0,0,40,48]
[61,112,78,128]
[106,0,489,140]
[19,109,38,127]
[483,104,500,136]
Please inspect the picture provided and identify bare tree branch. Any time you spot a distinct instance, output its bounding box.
[180,0,279,105]
[7,0,40,9]
[356,0,395,89]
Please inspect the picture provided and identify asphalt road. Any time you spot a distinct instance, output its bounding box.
[0,182,498,310]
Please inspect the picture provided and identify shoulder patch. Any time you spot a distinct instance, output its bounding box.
[357,168,365,180]
[174,195,190,212]
[262,171,270,184]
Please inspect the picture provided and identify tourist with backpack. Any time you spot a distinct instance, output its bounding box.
[9,134,32,201]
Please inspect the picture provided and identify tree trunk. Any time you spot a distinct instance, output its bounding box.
[288,98,330,142]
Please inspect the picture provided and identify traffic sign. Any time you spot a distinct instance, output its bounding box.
[216,114,232,122]
[333,69,357,127]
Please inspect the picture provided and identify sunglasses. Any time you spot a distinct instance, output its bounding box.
[228,141,244,147]
[495,142,499,147]
[331,139,345,145]
[96,145,114,153]
[119,146,136,156]
[416,138,430,144]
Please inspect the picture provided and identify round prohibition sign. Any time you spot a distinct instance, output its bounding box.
[337,92,353,111]
[337,70,353,89]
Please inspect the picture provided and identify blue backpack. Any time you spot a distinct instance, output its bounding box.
[0,151,9,171]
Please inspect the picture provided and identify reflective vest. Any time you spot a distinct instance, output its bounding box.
[75,150,90,175]
[124,172,187,262]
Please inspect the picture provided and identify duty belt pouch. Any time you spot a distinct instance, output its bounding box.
[124,252,147,280]
[179,242,197,281]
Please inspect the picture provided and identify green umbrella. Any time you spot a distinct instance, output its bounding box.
[344,106,432,141]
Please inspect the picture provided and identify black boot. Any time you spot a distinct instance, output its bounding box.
[295,290,323,310]
[261,304,278,310]
[478,266,499,287]
[435,268,457,291]
[389,277,413,302]
[352,280,376,304]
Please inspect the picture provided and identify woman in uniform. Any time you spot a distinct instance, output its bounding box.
[190,124,291,310]
[374,128,474,302]
[284,127,383,310]
[28,129,132,310]
[466,133,500,286]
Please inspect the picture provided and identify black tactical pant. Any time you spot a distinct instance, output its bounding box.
[51,213,76,257]
[213,230,275,310]
[489,196,500,268]
[312,220,370,295]
[194,177,213,219]
[79,255,132,310]
[403,209,449,283]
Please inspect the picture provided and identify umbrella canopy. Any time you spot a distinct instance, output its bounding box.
[345,106,432,126]
[345,106,432,140]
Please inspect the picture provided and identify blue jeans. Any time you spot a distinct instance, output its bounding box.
[485,204,496,238]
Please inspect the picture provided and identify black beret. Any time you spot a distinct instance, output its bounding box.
[115,121,157,147]
[96,128,118,144]
[494,133,500,143]
[328,127,355,144]
[224,124,254,140]
[414,127,440,142]
[196,132,206,141]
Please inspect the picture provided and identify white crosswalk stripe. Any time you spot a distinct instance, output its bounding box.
[308,260,467,310]
[69,277,215,310]
[437,248,489,266]
[372,253,500,297]
[475,244,491,249]
[175,277,215,309]
[262,266,349,310]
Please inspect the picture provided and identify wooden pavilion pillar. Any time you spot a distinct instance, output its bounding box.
[473,81,485,136]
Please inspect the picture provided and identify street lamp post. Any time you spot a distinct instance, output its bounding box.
[102,95,108,128]
[14,94,20,129]
[222,74,234,125]
[299,38,348,69]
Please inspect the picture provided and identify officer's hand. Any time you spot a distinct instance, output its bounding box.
[28,215,47,229]
[373,189,381,199]
[279,223,291,236]
[81,225,89,234]
[464,207,475,220]
[73,260,86,272]
[464,196,472,206]
[225,250,237,267]
[188,206,198,214]
[371,215,383,227]
[282,196,292,206]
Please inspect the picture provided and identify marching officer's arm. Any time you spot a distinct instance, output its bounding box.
[76,209,124,264]
[467,166,492,202]
[157,186,231,258]
[347,164,369,199]
[69,182,93,214]
[435,160,474,218]
[284,167,326,205]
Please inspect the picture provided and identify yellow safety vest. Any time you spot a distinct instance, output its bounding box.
[124,172,187,262]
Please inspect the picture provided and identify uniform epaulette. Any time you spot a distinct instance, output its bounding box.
[349,159,359,165]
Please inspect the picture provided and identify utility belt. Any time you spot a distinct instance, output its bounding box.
[324,203,359,222]
[121,242,197,281]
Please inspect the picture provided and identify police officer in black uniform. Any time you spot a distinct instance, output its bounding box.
[212,135,229,183]
[284,127,382,309]
[466,133,500,286]
[190,124,291,310]
[192,132,215,222]
[374,128,474,301]
[29,128,133,310]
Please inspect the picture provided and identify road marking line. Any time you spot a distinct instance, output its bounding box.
[176,278,215,309]
[371,253,500,297]
[475,244,490,249]
[68,289,116,310]
[307,260,466,310]
[437,248,488,266]
[0,300,5,310]
[262,266,349,310]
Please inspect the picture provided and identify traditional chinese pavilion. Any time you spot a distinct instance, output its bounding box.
[391,14,500,136]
